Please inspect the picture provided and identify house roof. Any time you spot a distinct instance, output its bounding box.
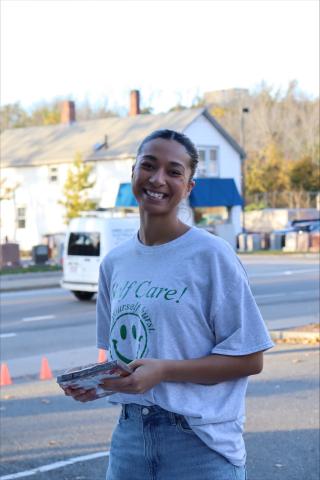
[1,108,245,168]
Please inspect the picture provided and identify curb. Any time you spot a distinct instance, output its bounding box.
[0,282,61,293]
[0,332,318,386]
[270,329,319,343]
[0,272,62,293]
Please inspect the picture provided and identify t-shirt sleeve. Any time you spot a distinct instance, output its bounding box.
[210,259,274,356]
[96,259,111,350]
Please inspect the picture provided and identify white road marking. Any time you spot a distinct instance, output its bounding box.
[0,333,16,339]
[248,268,317,278]
[255,290,316,300]
[22,315,55,322]
[0,451,109,479]
[255,293,287,299]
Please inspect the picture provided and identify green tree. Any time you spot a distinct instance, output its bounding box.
[245,158,266,194]
[169,104,187,112]
[59,153,98,223]
[209,105,226,120]
[245,143,290,195]
[0,178,19,200]
[31,102,61,125]
[0,103,29,130]
[140,106,154,114]
[289,156,320,191]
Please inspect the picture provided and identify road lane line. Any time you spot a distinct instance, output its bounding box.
[254,290,318,300]
[254,293,286,299]
[0,451,109,479]
[248,268,317,278]
[22,315,55,322]
[0,333,16,338]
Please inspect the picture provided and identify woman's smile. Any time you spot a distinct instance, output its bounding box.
[143,189,169,201]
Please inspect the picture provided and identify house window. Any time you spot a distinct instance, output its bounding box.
[197,150,207,176]
[49,166,58,183]
[196,147,219,177]
[17,207,26,229]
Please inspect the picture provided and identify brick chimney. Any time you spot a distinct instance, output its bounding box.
[60,100,76,124]
[129,90,140,116]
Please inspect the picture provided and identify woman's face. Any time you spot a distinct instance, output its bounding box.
[132,138,195,216]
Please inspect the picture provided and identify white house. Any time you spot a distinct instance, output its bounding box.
[0,93,245,252]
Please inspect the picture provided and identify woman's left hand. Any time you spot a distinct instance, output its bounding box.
[99,358,165,394]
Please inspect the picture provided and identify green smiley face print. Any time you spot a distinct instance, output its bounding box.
[110,312,148,364]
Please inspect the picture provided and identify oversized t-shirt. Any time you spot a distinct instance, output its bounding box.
[96,227,273,466]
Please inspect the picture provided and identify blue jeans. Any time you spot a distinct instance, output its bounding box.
[106,403,247,480]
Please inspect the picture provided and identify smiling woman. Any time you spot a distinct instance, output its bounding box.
[131,130,196,228]
[62,129,273,480]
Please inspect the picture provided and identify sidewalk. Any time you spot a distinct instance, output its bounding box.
[3,345,99,381]
[0,271,62,292]
[5,333,317,382]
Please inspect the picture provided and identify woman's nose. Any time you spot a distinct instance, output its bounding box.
[149,169,166,185]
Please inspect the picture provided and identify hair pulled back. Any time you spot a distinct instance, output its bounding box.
[137,129,199,179]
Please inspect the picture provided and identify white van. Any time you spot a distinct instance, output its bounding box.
[61,213,140,300]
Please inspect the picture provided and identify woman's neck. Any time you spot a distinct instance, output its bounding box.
[138,213,190,246]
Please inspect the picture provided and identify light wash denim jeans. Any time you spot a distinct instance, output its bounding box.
[106,403,247,480]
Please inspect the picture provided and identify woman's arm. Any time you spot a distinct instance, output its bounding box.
[97,351,264,395]
[149,351,263,384]
[62,351,263,401]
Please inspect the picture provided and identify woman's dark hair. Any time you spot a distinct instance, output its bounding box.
[137,129,199,179]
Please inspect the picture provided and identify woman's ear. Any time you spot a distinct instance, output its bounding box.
[185,179,195,197]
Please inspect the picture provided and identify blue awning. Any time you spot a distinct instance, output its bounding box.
[189,178,243,207]
[115,183,138,207]
[115,178,242,208]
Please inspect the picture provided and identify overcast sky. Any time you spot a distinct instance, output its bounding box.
[1,0,319,113]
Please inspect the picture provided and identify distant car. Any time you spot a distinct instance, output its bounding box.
[271,219,320,248]
[290,219,320,233]
[274,219,320,235]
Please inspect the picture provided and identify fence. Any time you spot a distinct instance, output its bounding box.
[245,191,320,209]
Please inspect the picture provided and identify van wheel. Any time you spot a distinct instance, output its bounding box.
[72,291,95,301]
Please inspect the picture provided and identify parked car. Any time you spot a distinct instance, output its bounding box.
[290,219,320,232]
[273,219,320,235]
[271,219,320,249]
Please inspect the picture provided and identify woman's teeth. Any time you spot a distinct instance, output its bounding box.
[146,190,165,199]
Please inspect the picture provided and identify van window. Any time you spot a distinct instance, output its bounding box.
[67,232,100,256]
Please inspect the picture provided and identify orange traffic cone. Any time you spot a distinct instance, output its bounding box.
[98,349,107,363]
[0,363,12,386]
[39,357,53,380]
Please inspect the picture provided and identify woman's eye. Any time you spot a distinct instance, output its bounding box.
[141,163,153,170]
[170,170,181,176]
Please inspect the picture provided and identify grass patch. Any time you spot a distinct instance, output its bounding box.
[0,265,62,275]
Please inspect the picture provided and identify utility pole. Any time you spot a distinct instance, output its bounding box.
[240,107,249,232]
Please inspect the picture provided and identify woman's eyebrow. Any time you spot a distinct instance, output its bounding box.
[142,153,185,170]
[169,161,185,170]
[141,155,185,171]
[141,154,157,161]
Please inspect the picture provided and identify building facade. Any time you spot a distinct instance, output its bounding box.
[1,97,244,252]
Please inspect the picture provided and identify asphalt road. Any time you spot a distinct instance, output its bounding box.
[1,256,318,366]
[0,343,318,480]
[0,255,319,480]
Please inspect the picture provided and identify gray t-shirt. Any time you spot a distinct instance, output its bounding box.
[96,227,273,466]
